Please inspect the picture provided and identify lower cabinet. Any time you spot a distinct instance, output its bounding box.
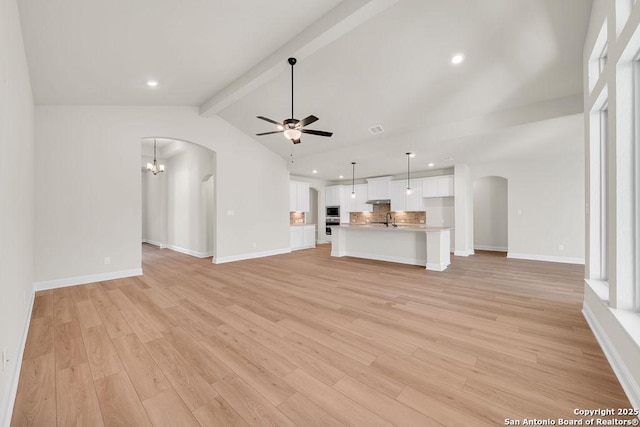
[290,225,316,251]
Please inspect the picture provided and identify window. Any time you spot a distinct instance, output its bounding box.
[599,108,609,281]
[588,89,609,284]
[588,22,608,93]
[635,58,640,310]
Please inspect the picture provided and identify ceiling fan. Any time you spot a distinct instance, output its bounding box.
[256,57,333,144]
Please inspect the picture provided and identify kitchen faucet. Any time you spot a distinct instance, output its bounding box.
[385,212,392,227]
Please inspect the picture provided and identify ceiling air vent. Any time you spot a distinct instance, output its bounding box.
[368,125,384,135]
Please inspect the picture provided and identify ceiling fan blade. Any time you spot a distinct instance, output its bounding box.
[292,138,301,144]
[301,129,333,137]
[297,115,318,128]
[256,131,284,136]
[256,116,283,126]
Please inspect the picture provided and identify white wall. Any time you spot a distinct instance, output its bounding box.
[34,106,290,283]
[166,143,214,256]
[473,176,508,251]
[454,164,474,256]
[290,175,329,243]
[0,0,34,422]
[308,187,318,226]
[471,152,585,263]
[141,154,167,246]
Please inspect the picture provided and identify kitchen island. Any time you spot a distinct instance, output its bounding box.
[330,224,452,271]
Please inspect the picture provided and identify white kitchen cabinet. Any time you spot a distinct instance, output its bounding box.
[390,180,406,211]
[325,185,344,207]
[391,180,424,211]
[347,184,372,213]
[289,181,310,212]
[366,176,392,200]
[303,226,315,247]
[406,180,425,211]
[290,225,316,250]
[437,175,454,197]
[422,176,454,198]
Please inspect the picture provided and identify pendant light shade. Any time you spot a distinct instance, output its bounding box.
[146,139,165,175]
[351,162,356,198]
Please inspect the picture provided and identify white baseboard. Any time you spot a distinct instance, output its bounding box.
[582,304,640,409]
[165,245,213,258]
[142,239,166,249]
[0,289,35,427]
[213,248,291,264]
[454,250,474,257]
[332,250,425,267]
[33,268,143,291]
[474,245,507,252]
[426,262,449,271]
[507,252,585,264]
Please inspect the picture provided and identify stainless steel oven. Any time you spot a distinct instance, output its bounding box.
[325,217,340,236]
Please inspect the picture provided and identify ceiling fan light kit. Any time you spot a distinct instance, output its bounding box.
[256,57,333,144]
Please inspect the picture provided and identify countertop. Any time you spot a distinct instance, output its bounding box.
[333,224,452,232]
[290,223,316,227]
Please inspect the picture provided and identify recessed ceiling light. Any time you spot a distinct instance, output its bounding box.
[339,175,344,179]
[147,80,158,87]
[451,53,465,65]
[428,163,435,167]
[312,170,317,174]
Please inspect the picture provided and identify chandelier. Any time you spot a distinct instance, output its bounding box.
[146,139,165,175]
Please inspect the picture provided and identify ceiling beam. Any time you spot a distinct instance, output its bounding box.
[199,0,399,117]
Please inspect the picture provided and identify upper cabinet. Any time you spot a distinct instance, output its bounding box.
[390,180,424,211]
[366,176,392,200]
[290,181,310,212]
[347,184,372,213]
[325,185,344,206]
[422,175,454,198]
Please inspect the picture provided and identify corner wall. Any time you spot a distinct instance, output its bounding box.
[34,106,290,284]
[473,176,508,252]
[165,144,215,257]
[0,0,35,423]
[471,132,585,264]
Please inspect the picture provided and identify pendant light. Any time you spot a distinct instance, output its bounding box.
[406,152,415,195]
[146,139,165,175]
[351,162,356,198]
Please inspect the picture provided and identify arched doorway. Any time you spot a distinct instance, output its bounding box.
[473,176,508,253]
[141,137,216,259]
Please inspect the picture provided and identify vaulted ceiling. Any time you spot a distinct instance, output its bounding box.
[18,0,592,180]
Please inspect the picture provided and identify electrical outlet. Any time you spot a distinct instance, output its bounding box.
[252,242,257,248]
[558,244,564,251]
[104,257,110,265]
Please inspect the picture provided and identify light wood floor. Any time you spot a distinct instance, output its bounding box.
[11,244,632,426]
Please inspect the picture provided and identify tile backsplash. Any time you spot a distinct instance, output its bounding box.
[349,204,425,224]
[290,211,305,224]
